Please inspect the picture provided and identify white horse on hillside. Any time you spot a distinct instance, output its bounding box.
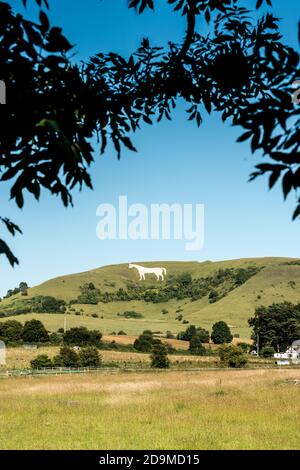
[128,263,167,281]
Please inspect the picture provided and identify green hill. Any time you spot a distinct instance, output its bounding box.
[1,257,300,338]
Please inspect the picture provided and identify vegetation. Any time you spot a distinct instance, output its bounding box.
[117,311,143,319]
[150,344,170,369]
[0,295,65,316]
[177,324,209,343]
[189,336,206,356]
[211,321,233,344]
[63,327,102,346]
[1,370,300,449]
[4,282,28,299]
[249,302,300,350]
[21,319,49,343]
[218,345,248,368]
[30,354,53,369]
[69,267,261,306]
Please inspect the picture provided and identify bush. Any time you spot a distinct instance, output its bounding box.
[0,320,23,342]
[63,327,102,346]
[134,331,155,352]
[78,346,102,367]
[211,321,233,344]
[21,319,49,343]
[118,330,127,335]
[118,311,143,319]
[30,354,53,369]
[161,309,169,315]
[189,335,206,355]
[218,345,248,368]
[261,345,276,358]
[49,332,62,344]
[177,325,209,343]
[166,331,175,339]
[53,346,79,367]
[91,313,99,318]
[236,342,250,353]
[150,344,170,369]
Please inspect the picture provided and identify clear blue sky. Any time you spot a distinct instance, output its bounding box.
[1,0,299,296]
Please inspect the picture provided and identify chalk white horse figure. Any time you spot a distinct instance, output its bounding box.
[128,263,167,281]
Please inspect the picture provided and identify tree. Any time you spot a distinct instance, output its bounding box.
[0,0,299,265]
[63,327,102,346]
[177,325,209,343]
[249,302,300,350]
[189,335,206,355]
[218,345,248,368]
[30,354,53,369]
[150,344,170,369]
[211,321,233,344]
[78,347,102,367]
[134,331,156,352]
[21,319,49,343]
[53,346,79,367]
[261,345,276,358]
[0,320,23,342]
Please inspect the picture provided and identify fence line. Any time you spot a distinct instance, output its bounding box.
[0,363,299,378]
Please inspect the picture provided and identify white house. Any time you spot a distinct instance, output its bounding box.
[274,340,300,363]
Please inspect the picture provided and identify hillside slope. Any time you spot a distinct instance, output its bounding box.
[1,257,300,337]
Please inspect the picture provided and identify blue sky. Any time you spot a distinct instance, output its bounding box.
[1,0,300,296]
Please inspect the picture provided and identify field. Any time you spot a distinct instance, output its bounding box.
[0,369,300,449]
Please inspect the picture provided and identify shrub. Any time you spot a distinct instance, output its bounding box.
[63,327,102,346]
[236,342,250,353]
[161,309,169,314]
[21,319,49,343]
[134,332,155,352]
[177,325,209,343]
[0,320,23,342]
[118,330,127,335]
[78,347,102,367]
[189,335,206,355]
[91,313,99,318]
[49,332,62,344]
[218,345,248,368]
[119,311,143,319]
[53,346,79,367]
[150,344,170,369]
[211,321,233,344]
[166,331,175,339]
[30,354,53,369]
[261,345,276,358]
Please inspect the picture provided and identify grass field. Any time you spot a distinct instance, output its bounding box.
[0,369,300,449]
[1,257,300,339]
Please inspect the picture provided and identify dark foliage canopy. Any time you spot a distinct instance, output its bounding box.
[0,0,299,264]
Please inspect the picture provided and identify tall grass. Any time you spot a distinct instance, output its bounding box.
[0,369,300,449]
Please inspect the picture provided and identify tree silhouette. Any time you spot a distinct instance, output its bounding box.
[0,0,299,264]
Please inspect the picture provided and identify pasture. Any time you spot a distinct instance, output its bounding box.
[0,369,300,449]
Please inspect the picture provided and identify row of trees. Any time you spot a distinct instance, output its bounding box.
[177,321,233,345]
[30,346,102,369]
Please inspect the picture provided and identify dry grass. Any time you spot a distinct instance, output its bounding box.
[0,369,300,449]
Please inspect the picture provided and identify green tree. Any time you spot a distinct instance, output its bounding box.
[63,327,102,346]
[0,320,23,342]
[150,344,170,369]
[249,302,300,350]
[177,325,209,343]
[53,346,79,367]
[211,321,233,344]
[30,354,53,369]
[134,331,155,352]
[261,345,276,358]
[0,0,299,266]
[218,345,248,368]
[21,319,49,343]
[78,347,102,367]
[189,335,206,356]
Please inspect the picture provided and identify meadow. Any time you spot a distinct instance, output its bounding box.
[0,369,300,449]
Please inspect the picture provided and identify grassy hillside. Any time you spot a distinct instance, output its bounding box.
[1,257,300,338]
